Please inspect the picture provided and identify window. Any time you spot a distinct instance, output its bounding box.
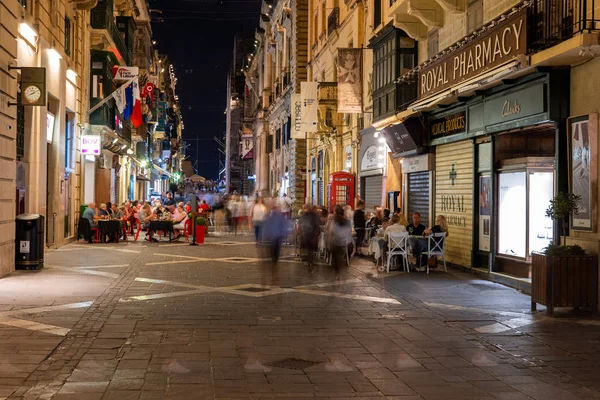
[371,27,418,121]
[467,0,483,34]
[65,114,75,171]
[16,91,24,160]
[427,29,439,59]
[321,5,326,38]
[267,135,273,154]
[374,0,382,28]
[64,17,72,57]
[313,13,318,46]
[276,128,281,149]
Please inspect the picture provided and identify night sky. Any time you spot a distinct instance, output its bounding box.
[149,0,261,180]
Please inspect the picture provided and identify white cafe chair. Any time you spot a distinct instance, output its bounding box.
[386,232,409,273]
[423,232,447,274]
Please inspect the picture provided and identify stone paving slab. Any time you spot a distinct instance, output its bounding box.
[0,238,598,399]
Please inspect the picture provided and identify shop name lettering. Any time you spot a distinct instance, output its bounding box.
[294,99,302,131]
[440,194,466,213]
[501,99,521,118]
[431,115,465,136]
[419,12,525,98]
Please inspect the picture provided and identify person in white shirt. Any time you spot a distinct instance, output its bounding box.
[279,193,292,218]
[383,214,408,242]
[250,196,268,242]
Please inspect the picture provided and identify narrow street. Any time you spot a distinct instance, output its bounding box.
[1,238,599,400]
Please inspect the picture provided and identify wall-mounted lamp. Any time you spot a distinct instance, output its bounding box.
[19,22,38,47]
[47,47,62,61]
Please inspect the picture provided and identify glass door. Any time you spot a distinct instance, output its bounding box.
[528,171,554,254]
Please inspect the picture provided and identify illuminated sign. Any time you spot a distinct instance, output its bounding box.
[81,135,101,155]
[430,111,466,138]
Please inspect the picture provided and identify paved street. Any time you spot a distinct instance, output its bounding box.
[1,237,599,400]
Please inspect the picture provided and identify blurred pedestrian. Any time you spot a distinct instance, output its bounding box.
[299,204,320,270]
[328,205,352,279]
[353,200,366,256]
[250,196,268,242]
[262,205,287,285]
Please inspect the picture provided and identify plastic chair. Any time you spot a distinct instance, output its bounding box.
[423,232,447,274]
[183,218,192,242]
[90,227,100,243]
[386,232,409,273]
[133,218,143,242]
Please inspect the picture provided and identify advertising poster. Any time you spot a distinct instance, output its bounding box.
[569,115,597,230]
[300,82,318,132]
[337,48,362,113]
[478,175,491,252]
[290,94,304,139]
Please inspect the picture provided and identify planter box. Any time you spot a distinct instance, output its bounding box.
[531,252,598,316]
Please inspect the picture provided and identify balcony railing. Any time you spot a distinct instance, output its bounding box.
[91,0,132,65]
[328,7,340,36]
[528,0,599,51]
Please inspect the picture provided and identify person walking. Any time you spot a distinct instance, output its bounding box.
[299,204,321,270]
[249,196,268,243]
[328,205,352,279]
[353,200,366,256]
[262,205,287,285]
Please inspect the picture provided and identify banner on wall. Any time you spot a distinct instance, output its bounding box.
[290,94,305,139]
[337,48,362,113]
[300,82,318,132]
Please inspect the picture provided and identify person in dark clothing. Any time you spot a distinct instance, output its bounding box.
[262,206,288,285]
[164,192,176,206]
[407,212,426,236]
[353,200,366,256]
[407,212,427,270]
[328,205,352,278]
[299,204,321,269]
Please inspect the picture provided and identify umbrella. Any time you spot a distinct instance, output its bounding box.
[188,174,206,182]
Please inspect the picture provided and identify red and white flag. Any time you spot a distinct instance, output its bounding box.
[131,78,143,128]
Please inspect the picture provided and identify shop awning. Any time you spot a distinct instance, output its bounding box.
[381,117,427,156]
[152,164,173,178]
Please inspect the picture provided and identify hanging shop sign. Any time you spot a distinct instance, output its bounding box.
[291,93,304,139]
[112,66,139,82]
[81,135,101,155]
[430,111,466,138]
[301,82,318,132]
[361,145,379,171]
[401,153,434,173]
[337,48,363,113]
[19,67,46,106]
[382,117,426,155]
[419,9,527,99]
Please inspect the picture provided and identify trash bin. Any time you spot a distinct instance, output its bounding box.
[15,213,45,270]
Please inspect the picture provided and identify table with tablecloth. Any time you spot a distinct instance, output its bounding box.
[149,220,174,240]
[98,220,121,243]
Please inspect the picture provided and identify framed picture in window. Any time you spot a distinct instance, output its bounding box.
[568,114,598,231]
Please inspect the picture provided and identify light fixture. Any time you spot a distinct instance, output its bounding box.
[19,22,38,47]
[126,148,134,155]
[121,144,127,150]
[140,160,148,167]
[152,40,157,45]
[373,131,379,138]
[66,69,77,83]
[112,138,118,144]
[47,47,62,60]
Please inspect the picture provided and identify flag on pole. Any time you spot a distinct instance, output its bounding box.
[123,83,133,120]
[131,78,143,128]
[114,85,126,114]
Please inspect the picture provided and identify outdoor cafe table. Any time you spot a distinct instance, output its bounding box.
[97,220,121,243]
[149,220,174,241]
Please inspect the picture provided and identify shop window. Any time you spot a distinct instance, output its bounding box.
[467,0,483,34]
[65,113,75,171]
[374,0,382,28]
[427,29,439,59]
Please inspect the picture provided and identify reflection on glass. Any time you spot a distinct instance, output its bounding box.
[498,172,526,257]
[529,172,554,254]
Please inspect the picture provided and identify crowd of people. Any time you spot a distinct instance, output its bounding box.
[81,188,448,273]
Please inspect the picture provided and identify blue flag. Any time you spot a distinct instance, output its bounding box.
[123,84,133,120]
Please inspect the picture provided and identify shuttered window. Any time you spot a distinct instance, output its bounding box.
[361,175,383,211]
[407,171,430,227]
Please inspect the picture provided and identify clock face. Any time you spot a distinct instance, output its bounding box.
[24,85,42,104]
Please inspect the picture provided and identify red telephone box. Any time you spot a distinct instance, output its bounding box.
[328,171,355,213]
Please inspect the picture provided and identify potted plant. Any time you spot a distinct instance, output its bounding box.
[531,192,598,316]
[194,216,207,244]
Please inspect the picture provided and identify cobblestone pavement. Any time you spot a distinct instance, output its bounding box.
[1,236,599,399]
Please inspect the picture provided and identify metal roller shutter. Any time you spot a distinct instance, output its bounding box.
[362,175,383,211]
[407,171,430,227]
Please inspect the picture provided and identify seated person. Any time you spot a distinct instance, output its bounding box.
[138,204,158,242]
[106,201,113,216]
[199,200,211,212]
[407,212,427,270]
[82,202,98,243]
[422,215,449,269]
[171,205,188,240]
[407,212,426,236]
[98,203,110,218]
[383,214,407,242]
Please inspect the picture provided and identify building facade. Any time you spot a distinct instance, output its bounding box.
[0,0,181,278]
